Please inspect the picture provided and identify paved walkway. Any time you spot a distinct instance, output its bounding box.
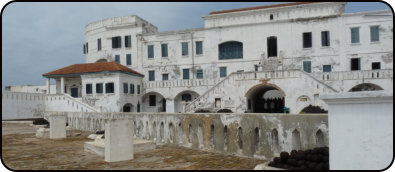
[2,123,265,170]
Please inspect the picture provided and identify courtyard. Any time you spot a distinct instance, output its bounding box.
[1,122,265,170]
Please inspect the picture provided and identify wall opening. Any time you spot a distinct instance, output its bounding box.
[178,123,183,144]
[189,124,193,143]
[267,36,277,57]
[134,120,137,137]
[198,124,203,148]
[145,121,149,139]
[210,124,215,148]
[292,129,301,150]
[169,123,174,143]
[254,127,259,154]
[160,122,164,142]
[152,122,157,141]
[224,125,229,151]
[349,83,383,92]
[316,129,325,147]
[246,84,285,113]
[138,120,143,138]
[238,127,243,150]
[271,128,279,151]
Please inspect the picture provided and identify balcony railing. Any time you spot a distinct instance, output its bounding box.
[143,78,221,89]
[311,69,393,81]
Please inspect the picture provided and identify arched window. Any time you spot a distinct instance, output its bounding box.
[270,14,274,20]
[219,41,243,60]
[181,93,192,102]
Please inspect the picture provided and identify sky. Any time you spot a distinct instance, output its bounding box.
[1,2,392,90]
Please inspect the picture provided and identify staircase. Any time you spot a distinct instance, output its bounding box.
[185,69,339,113]
[45,94,99,112]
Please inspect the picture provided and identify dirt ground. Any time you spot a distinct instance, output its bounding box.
[1,122,265,170]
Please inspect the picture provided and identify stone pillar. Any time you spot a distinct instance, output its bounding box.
[105,118,134,162]
[46,78,51,94]
[321,91,393,170]
[48,113,67,139]
[165,99,175,113]
[60,77,65,94]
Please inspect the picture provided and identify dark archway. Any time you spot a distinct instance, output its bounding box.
[349,83,383,92]
[122,103,134,112]
[246,84,285,113]
[96,58,107,62]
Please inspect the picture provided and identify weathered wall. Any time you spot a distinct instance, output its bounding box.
[2,92,45,120]
[61,111,328,160]
[321,91,393,170]
[5,85,56,94]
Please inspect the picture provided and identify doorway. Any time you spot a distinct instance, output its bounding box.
[71,88,78,98]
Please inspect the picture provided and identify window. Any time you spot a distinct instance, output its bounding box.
[149,95,156,106]
[86,84,92,94]
[126,54,132,65]
[215,98,221,108]
[182,42,188,56]
[303,32,312,48]
[115,55,120,63]
[270,14,273,20]
[123,83,128,93]
[125,35,131,48]
[351,58,361,71]
[105,83,114,93]
[219,41,243,60]
[130,84,135,94]
[321,31,330,46]
[161,43,168,57]
[162,74,169,81]
[83,44,86,54]
[112,36,121,48]
[351,27,360,43]
[196,69,203,79]
[183,69,190,80]
[181,94,192,102]
[98,38,101,51]
[148,45,154,58]
[267,36,277,57]
[323,65,332,72]
[137,102,140,112]
[372,62,381,70]
[85,43,88,53]
[220,67,227,78]
[137,85,140,94]
[149,71,155,81]
[370,26,379,42]
[96,83,103,93]
[196,41,203,55]
[303,61,312,73]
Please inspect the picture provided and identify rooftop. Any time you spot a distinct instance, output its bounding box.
[43,62,144,78]
[209,2,319,15]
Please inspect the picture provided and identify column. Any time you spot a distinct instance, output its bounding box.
[48,112,67,139]
[60,77,65,94]
[46,78,51,94]
[105,118,134,162]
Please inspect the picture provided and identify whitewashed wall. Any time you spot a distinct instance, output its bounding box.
[2,92,45,120]
[321,91,393,170]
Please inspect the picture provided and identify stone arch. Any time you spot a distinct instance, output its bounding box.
[348,83,384,92]
[316,129,325,147]
[122,103,134,112]
[96,58,107,62]
[245,83,286,113]
[142,92,166,112]
[174,90,200,113]
[292,129,302,150]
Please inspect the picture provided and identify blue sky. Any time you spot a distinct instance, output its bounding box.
[1,2,392,90]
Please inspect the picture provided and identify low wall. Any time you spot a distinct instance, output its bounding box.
[50,111,328,160]
[2,92,46,120]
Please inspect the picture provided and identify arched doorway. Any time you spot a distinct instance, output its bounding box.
[141,92,165,112]
[349,83,383,92]
[174,90,200,113]
[96,59,107,62]
[246,84,285,113]
[122,103,134,112]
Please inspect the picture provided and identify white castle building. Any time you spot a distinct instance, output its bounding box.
[5,2,393,115]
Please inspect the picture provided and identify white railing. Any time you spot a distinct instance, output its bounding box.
[143,78,222,89]
[45,94,98,112]
[312,69,393,81]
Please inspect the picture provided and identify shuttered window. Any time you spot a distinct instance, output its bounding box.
[125,35,131,48]
[323,65,331,72]
[196,69,203,79]
[126,54,132,65]
[303,61,312,73]
[112,36,121,48]
[148,45,154,58]
[98,38,101,51]
[183,69,190,80]
[162,74,169,81]
[182,42,188,56]
[220,67,227,78]
[86,84,92,94]
[219,41,243,60]
[303,32,312,48]
[149,71,155,81]
[137,85,140,94]
[351,27,360,43]
[105,83,114,93]
[161,43,168,57]
[123,83,128,93]
[321,31,330,46]
[267,37,277,57]
[370,26,379,42]
[196,41,203,55]
[83,44,86,54]
[351,58,361,71]
[115,55,120,63]
[96,83,103,93]
[130,84,135,94]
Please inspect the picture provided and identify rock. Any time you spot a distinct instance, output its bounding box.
[280,152,290,163]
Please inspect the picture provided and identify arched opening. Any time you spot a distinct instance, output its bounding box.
[145,121,149,139]
[246,84,285,113]
[188,124,193,143]
[197,124,203,148]
[219,41,243,60]
[133,120,137,137]
[160,122,164,142]
[174,90,200,113]
[349,83,384,92]
[169,123,175,143]
[142,92,166,112]
[122,103,134,112]
[224,125,229,151]
[292,129,301,150]
[238,127,243,149]
[210,124,215,148]
[316,130,325,147]
[138,120,144,138]
[270,14,274,20]
[178,123,183,144]
[254,127,259,154]
[152,122,157,141]
[96,58,107,62]
[271,128,279,151]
